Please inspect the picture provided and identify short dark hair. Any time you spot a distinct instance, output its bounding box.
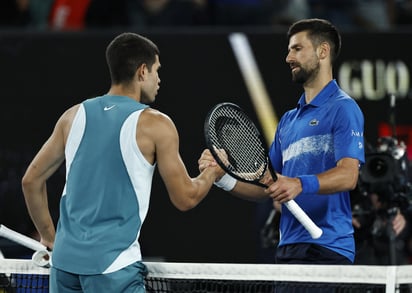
[106,32,160,84]
[287,18,341,63]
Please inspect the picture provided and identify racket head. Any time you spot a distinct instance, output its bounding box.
[204,102,269,186]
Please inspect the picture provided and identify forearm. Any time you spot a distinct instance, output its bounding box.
[167,166,219,211]
[194,166,221,202]
[230,180,268,202]
[317,158,359,194]
[264,158,360,203]
[23,183,55,247]
[317,168,358,194]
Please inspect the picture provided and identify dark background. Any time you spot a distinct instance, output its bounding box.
[0,29,411,263]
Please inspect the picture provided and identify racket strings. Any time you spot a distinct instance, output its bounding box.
[208,107,267,181]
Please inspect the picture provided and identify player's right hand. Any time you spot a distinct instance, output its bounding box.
[198,149,216,173]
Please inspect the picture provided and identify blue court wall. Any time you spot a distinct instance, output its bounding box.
[0,29,411,263]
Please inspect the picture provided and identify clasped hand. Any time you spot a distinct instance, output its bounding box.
[198,148,303,204]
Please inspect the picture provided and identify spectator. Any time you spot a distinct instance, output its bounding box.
[85,0,210,29]
[352,188,412,265]
[271,0,310,26]
[308,0,358,31]
[208,0,277,26]
[395,0,412,26]
[126,0,210,28]
[0,0,30,27]
[49,0,92,30]
[353,0,396,31]
[28,0,54,29]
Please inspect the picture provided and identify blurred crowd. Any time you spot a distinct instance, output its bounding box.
[1,0,412,31]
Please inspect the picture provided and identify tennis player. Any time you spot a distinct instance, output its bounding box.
[22,32,221,293]
[199,18,365,270]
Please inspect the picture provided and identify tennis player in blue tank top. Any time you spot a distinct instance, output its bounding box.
[22,33,222,292]
[199,18,365,270]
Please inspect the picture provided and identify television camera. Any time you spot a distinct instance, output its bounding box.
[358,136,411,207]
[353,95,412,264]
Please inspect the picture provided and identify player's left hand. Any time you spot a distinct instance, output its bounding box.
[264,174,302,203]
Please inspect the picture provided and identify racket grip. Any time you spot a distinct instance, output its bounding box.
[283,200,323,239]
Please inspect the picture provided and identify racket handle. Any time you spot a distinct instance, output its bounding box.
[283,200,323,239]
[0,224,51,267]
[0,224,47,251]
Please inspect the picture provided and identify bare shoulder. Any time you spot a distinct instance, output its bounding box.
[141,108,173,122]
[139,108,179,145]
[60,104,81,122]
[56,104,81,136]
[136,108,178,164]
[139,108,176,132]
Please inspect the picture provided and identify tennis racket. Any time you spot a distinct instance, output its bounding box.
[204,102,323,239]
[0,224,50,267]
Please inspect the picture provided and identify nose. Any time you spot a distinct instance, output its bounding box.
[285,52,292,64]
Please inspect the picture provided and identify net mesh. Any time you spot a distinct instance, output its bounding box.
[1,260,412,293]
[0,259,49,293]
[205,103,268,182]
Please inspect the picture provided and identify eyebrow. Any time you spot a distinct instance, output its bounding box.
[288,43,301,51]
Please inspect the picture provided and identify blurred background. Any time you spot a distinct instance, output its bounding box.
[0,0,412,266]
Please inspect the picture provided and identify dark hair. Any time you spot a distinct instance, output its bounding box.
[106,32,160,84]
[287,18,341,63]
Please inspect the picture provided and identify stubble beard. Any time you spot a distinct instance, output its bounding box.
[291,60,320,85]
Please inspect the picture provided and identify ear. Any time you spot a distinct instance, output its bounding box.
[136,63,147,81]
[318,42,330,60]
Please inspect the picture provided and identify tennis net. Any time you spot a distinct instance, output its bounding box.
[1,259,412,293]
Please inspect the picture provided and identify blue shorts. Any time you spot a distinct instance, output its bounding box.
[50,261,147,293]
[275,243,352,264]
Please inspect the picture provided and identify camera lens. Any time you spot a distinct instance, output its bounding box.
[368,157,389,178]
[360,153,395,184]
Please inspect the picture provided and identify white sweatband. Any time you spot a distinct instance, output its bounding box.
[214,174,236,191]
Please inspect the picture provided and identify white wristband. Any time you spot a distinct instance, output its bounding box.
[214,174,236,191]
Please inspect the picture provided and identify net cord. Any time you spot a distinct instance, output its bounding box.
[1,260,412,293]
[144,262,411,285]
[0,259,49,275]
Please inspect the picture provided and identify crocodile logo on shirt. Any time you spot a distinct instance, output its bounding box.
[309,119,319,126]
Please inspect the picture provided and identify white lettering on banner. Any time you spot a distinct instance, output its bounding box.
[338,60,410,101]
